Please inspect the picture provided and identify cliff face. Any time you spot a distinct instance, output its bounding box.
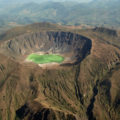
[0,23,120,120]
[0,31,92,63]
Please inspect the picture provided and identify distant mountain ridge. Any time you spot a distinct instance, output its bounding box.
[0,0,120,32]
[0,0,92,4]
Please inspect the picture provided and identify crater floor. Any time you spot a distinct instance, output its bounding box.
[26,53,64,64]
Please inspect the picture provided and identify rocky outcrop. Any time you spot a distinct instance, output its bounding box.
[93,27,118,37]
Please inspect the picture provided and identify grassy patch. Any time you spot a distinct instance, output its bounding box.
[27,54,64,64]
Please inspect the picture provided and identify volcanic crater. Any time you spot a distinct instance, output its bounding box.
[0,31,92,67]
[1,24,120,120]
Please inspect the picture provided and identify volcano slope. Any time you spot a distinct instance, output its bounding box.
[0,23,120,120]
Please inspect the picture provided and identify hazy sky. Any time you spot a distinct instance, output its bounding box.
[0,0,93,4]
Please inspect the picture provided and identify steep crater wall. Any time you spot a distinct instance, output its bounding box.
[0,31,92,64]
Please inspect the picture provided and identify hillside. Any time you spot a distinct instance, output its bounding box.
[0,23,120,120]
[0,0,120,33]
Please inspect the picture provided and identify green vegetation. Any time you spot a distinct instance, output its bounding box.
[27,54,64,64]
